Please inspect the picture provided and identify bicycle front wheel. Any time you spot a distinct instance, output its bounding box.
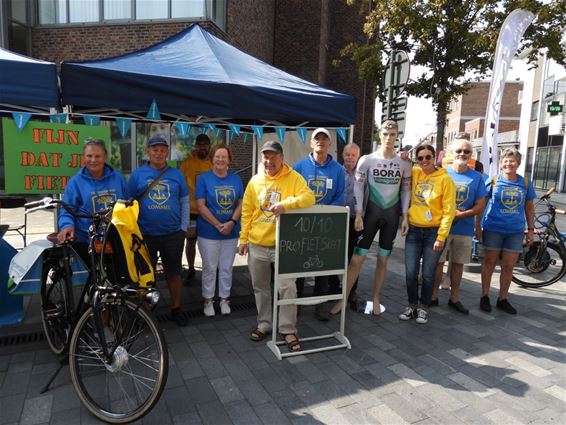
[512,242,566,288]
[40,261,69,355]
[68,300,168,423]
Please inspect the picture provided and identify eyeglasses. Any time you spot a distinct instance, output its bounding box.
[84,138,105,146]
[417,155,433,161]
[454,149,472,155]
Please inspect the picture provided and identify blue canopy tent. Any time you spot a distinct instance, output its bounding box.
[61,24,355,127]
[0,48,59,109]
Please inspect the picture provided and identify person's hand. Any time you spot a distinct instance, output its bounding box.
[525,229,534,246]
[238,243,248,256]
[401,217,409,236]
[186,227,197,239]
[57,227,74,243]
[354,214,364,232]
[433,240,445,252]
[269,202,286,216]
[218,221,235,236]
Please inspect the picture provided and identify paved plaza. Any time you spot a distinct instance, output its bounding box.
[1,216,565,424]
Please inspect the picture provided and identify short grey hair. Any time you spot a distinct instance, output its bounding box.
[449,138,473,155]
[454,132,470,141]
[500,147,522,163]
[343,143,360,153]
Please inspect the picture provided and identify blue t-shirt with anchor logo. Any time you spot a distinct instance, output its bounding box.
[293,153,345,206]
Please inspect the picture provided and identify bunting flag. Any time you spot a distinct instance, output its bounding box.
[251,125,263,141]
[146,98,161,120]
[337,128,347,143]
[11,112,32,133]
[115,117,133,138]
[175,121,190,136]
[296,127,307,144]
[242,133,250,143]
[49,113,67,124]
[83,114,101,126]
[205,123,216,131]
[214,127,223,138]
[199,125,208,134]
[275,127,286,144]
[228,124,240,140]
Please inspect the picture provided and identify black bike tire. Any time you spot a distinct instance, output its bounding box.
[40,261,69,355]
[68,300,168,424]
[512,242,566,288]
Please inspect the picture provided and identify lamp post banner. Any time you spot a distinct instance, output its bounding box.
[481,8,535,177]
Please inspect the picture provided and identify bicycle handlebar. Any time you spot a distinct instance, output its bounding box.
[25,197,116,219]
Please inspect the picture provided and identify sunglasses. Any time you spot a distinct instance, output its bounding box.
[455,149,472,155]
[417,155,433,161]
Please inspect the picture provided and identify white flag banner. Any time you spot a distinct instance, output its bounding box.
[481,9,535,177]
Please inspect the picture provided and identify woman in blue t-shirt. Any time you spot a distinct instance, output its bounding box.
[480,148,536,315]
[195,144,244,317]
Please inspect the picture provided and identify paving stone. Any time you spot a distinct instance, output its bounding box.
[177,358,205,380]
[312,379,356,409]
[237,349,269,371]
[0,356,9,373]
[310,403,348,424]
[142,399,173,425]
[504,355,552,378]
[236,378,272,406]
[165,364,186,389]
[190,341,216,359]
[388,362,427,387]
[253,400,292,425]
[223,358,254,382]
[8,361,33,374]
[210,376,244,404]
[172,411,202,425]
[198,355,229,379]
[290,380,327,407]
[270,388,309,420]
[0,372,31,397]
[453,405,497,425]
[48,407,80,425]
[417,383,466,412]
[544,385,566,403]
[196,399,231,425]
[380,392,427,424]
[163,385,197,418]
[367,403,409,425]
[185,376,218,405]
[336,402,374,425]
[19,394,52,425]
[51,383,80,413]
[0,393,25,424]
[251,366,287,395]
[224,399,262,425]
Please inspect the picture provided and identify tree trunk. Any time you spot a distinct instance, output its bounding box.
[435,100,448,154]
[318,0,329,85]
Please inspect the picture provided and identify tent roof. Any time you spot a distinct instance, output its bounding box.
[0,48,59,108]
[61,24,356,127]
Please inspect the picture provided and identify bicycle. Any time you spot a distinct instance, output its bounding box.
[512,188,566,288]
[21,197,168,423]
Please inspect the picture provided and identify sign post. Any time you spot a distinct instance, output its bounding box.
[269,205,351,360]
[382,50,410,139]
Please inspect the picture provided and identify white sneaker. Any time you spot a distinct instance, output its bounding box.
[416,308,428,324]
[204,301,215,317]
[398,306,415,321]
[220,299,231,315]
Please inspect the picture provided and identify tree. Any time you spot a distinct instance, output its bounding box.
[344,0,566,152]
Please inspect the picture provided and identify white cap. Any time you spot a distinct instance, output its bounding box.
[312,128,331,140]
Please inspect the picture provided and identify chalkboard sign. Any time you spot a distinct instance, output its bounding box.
[276,205,349,277]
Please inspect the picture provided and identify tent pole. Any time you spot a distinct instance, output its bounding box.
[252,134,257,176]
[348,124,355,145]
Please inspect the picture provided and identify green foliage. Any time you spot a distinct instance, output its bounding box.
[346,0,566,149]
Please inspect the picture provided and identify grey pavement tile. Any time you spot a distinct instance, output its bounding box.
[338,379,374,404]
[459,364,507,389]
[139,400,173,425]
[312,379,357,409]
[350,370,383,391]
[380,392,428,424]
[238,348,269,371]
[252,366,287,395]
[314,362,356,386]
[211,343,238,362]
[185,376,219,405]
[454,405,498,425]
[290,380,327,407]
[20,394,53,425]
[224,399,263,425]
[0,393,25,424]
[172,411,202,425]
[198,355,229,379]
[9,351,35,364]
[292,360,328,384]
[336,402,374,425]
[0,356,9,372]
[364,347,398,367]
[329,353,364,375]
[270,388,310,420]
[0,371,31,397]
[310,403,348,424]
[8,361,33,374]
[362,332,395,351]
[236,378,272,406]
[165,364,186,389]
[223,358,254,382]
[31,362,58,376]
[447,372,496,398]
[168,341,194,364]
[253,400,292,425]
[177,358,205,381]
[210,376,245,404]
[272,361,309,387]
[49,408,80,425]
[417,382,466,412]
[388,363,427,387]
[51,383,80,413]
[26,370,59,398]
[163,385,197,418]
[201,329,228,347]
[190,341,216,359]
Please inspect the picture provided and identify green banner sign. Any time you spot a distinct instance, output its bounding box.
[2,118,110,194]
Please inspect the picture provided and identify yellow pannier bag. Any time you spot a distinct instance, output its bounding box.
[104,199,155,289]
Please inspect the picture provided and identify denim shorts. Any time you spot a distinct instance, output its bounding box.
[482,230,524,253]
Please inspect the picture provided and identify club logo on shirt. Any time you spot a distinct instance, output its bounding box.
[308,176,328,202]
[455,184,470,209]
[414,182,433,205]
[92,192,117,212]
[148,182,171,205]
[500,187,522,210]
[259,190,281,220]
[216,187,236,210]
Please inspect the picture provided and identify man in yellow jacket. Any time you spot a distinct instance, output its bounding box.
[238,140,315,352]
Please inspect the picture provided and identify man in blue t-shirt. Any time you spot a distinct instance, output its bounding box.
[293,128,345,321]
[128,136,190,326]
[431,137,487,314]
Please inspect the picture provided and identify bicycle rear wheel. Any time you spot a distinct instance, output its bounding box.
[68,300,168,423]
[512,242,566,288]
[40,261,69,355]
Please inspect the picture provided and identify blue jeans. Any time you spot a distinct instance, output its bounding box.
[405,226,444,306]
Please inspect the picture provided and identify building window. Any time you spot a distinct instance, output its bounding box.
[37,0,226,28]
[530,100,539,121]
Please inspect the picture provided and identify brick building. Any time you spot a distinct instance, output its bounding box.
[0,0,374,188]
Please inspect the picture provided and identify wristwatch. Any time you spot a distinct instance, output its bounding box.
[230,218,238,225]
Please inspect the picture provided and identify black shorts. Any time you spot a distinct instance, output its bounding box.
[144,230,185,276]
[354,201,400,257]
[187,214,199,240]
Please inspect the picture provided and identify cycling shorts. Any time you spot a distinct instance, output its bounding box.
[353,201,400,257]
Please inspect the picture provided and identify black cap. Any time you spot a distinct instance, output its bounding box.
[195,134,211,144]
[147,136,168,147]
[260,140,283,154]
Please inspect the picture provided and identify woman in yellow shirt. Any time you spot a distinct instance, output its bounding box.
[400,144,456,324]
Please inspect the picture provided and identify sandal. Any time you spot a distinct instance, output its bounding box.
[250,328,268,342]
[282,334,301,352]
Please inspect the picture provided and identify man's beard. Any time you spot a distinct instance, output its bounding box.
[198,150,208,159]
[453,158,468,167]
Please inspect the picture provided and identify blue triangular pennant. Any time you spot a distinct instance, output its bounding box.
[251,125,263,141]
[275,127,287,144]
[296,128,307,144]
[242,133,249,143]
[146,99,161,121]
[175,121,190,136]
[11,112,32,133]
[228,124,240,140]
[199,126,208,134]
[49,113,67,124]
[83,114,101,126]
[337,128,347,143]
[115,117,133,138]
[214,128,222,138]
